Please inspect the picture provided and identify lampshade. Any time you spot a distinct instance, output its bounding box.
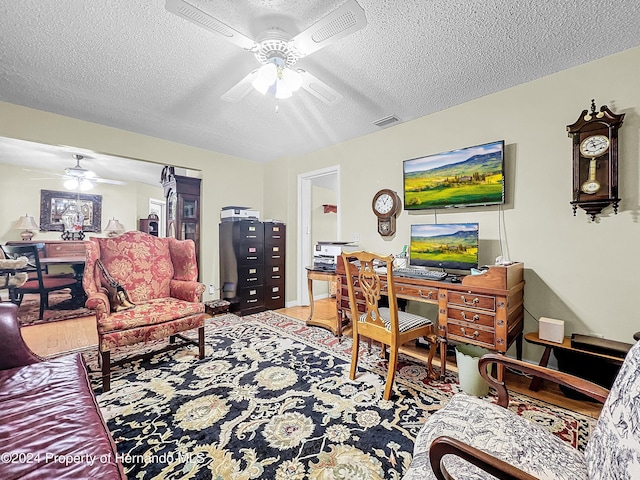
[104,218,125,237]
[252,59,302,99]
[64,177,95,191]
[14,214,39,241]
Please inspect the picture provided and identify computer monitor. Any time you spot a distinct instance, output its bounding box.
[410,223,479,271]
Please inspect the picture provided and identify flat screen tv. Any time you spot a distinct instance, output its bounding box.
[403,140,505,210]
[410,223,479,271]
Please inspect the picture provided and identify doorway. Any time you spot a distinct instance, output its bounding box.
[297,166,340,306]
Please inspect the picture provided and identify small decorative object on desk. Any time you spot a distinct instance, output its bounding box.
[205,299,231,316]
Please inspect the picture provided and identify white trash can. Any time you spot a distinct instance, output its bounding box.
[455,344,490,396]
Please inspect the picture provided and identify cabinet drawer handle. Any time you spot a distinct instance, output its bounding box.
[460,295,479,306]
[272,235,281,239]
[418,289,434,299]
[272,255,281,259]
[460,312,480,322]
[246,235,257,239]
[247,299,258,303]
[272,275,281,279]
[460,327,479,339]
[271,296,281,300]
[247,256,258,260]
[247,278,257,282]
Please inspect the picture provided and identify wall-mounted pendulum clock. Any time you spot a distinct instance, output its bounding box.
[567,99,624,220]
[372,189,401,236]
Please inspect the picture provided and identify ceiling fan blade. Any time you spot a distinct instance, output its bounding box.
[22,168,65,178]
[95,178,127,185]
[290,0,366,57]
[221,69,259,102]
[298,69,343,106]
[165,0,257,51]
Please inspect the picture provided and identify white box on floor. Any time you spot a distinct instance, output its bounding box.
[539,317,565,344]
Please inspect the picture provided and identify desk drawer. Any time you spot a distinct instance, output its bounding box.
[393,282,438,302]
[45,242,86,258]
[447,307,494,329]
[447,291,495,311]
[447,321,495,347]
[239,286,263,309]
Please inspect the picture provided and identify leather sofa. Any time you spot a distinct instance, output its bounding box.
[0,303,125,479]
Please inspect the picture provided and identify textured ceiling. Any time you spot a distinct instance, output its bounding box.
[1,0,640,171]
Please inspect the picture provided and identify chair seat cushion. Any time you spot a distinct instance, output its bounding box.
[20,276,77,290]
[403,394,587,480]
[98,297,205,334]
[359,307,432,333]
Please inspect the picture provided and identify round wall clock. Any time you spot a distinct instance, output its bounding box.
[372,189,401,236]
[567,99,624,220]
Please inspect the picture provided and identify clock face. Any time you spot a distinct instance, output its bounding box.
[580,135,610,158]
[374,193,394,215]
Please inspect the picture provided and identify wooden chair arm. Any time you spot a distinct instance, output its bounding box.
[478,353,610,407]
[429,435,539,480]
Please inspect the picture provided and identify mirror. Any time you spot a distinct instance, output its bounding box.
[40,189,102,232]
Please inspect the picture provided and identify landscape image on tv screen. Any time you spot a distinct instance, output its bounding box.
[403,140,504,210]
[410,223,479,270]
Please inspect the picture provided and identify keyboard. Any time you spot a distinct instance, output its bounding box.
[393,267,447,280]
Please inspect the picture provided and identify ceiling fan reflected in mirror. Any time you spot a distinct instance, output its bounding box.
[165,0,367,105]
[25,154,126,191]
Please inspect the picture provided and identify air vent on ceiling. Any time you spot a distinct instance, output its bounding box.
[372,114,401,128]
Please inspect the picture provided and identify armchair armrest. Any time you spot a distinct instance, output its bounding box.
[85,290,111,318]
[0,303,41,369]
[429,436,539,480]
[170,279,206,302]
[478,353,609,407]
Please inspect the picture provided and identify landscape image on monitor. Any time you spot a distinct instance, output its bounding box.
[404,140,504,210]
[410,223,479,270]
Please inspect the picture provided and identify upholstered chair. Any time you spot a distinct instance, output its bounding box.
[83,231,206,391]
[403,342,640,480]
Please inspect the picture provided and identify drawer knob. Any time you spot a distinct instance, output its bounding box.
[460,295,479,306]
[418,289,434,299]
[460,327,479,339]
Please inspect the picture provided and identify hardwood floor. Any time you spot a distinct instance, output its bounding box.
[20,298,602,418]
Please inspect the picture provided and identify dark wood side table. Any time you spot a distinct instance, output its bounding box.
[524,331,627,391]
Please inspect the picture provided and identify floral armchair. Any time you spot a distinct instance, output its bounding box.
[83,231,207,392]
[403,341,640,480]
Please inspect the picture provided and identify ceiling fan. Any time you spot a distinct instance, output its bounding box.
[27,154,126,190]
[165,0,367,105]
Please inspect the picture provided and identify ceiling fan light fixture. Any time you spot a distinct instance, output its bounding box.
[64,178,79,190]
[64,177,95,191]
[252,63,278,94]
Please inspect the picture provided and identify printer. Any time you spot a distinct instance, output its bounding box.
[313,242,358,271]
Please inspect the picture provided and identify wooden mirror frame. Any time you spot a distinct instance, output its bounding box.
[39,189,102,232]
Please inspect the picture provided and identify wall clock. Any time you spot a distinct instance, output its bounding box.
[372,189,401,236]
[567,99,624,220]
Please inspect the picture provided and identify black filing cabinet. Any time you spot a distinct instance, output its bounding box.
[219,220,285,316]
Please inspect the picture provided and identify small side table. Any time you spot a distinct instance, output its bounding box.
[204,299,231,317]
[306,267,339,335]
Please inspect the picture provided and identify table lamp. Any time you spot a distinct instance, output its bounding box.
[104,218,125,237]
[14,214,39,240]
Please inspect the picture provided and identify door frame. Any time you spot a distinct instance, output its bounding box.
[297,165,340,306]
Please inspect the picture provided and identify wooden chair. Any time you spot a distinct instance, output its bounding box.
[342,251,437,400]
[1,244,78,319]
[403,347,640,480]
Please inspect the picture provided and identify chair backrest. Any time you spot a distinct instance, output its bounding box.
[341,251,399,338]
[0,244,45,289]
[584,340,640,479]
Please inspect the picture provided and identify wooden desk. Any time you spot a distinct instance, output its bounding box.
[306,267,339,334]
[524,332,626,391]
[337,259,525,379]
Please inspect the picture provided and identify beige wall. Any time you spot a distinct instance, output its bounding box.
[1,45,638,364]
[273,45,640,362]
[0,103,264,299]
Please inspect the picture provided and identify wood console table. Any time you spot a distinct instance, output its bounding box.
[336,258,525,379]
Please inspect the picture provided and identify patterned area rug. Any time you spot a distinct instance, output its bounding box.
[84,311,595,479]
[17,290,92,327]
